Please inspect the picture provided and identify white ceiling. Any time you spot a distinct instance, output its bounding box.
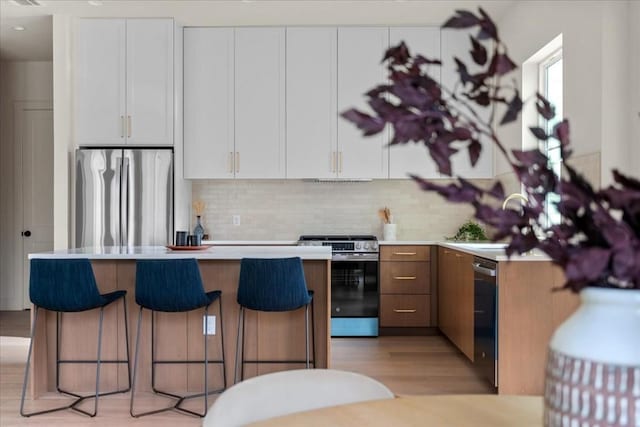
[0,0,515,61]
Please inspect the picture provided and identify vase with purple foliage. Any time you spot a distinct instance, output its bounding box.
[341,7,639,426]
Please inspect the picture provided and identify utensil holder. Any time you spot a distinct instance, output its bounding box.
[383,223,397,241]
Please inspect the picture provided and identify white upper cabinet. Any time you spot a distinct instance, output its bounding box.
[183,27,234,179]
[337,27,389,179]
[75,19,126,145]
[388,27,441,179]
[75,18,174,146]
[441,28,493,179]
[234,27,286,179]
[286,27,337,179]
[125,20,174,145]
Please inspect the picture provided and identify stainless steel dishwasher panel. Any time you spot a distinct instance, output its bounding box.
[473,257,498,388]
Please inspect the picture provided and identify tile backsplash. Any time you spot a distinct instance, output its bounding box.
[192,179,491,241]
[190,151,602,241]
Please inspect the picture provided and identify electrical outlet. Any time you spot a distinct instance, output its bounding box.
[232,215,241,226]
[203,315,216,335]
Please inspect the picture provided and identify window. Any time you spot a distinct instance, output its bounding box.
[539,49,563,227]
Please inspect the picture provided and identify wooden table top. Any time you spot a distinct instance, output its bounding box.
[249,394,543,427]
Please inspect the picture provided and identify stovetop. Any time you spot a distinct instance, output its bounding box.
[298,235,378,253]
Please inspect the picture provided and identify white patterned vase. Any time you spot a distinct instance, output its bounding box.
[544,287,640,427]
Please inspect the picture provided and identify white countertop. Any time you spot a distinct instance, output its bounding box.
[437,242,551,262]
[29,241,551,262]
[29,245,332,260]
[378,240,439,245]
[202,240,297,246]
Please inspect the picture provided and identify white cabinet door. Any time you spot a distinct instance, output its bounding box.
[441,29,493,179]
[337,27,389,179]
[126,19,174,146]
[75,18,173,146]
[75,19,126,145]
[234,27,285,179]
[388,27,441,179]
[184,27,235,179]
[286,27,337,179]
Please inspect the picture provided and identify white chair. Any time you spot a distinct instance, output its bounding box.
[202,369,394,426]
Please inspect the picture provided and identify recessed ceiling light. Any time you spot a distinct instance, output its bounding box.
[87,0,103,5]
[13,25,26,31]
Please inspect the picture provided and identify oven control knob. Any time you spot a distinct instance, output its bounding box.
[356,242,362,249]
[364,243,370,250]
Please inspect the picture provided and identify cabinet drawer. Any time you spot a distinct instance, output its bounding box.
[380,261,430,294]
[380,245,430,261]
[380,295,430,327]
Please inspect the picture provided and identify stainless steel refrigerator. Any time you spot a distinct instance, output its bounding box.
[75,148,173,247]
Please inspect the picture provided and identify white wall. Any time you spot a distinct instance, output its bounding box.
[0,61,53,310]
[496,0,637,187]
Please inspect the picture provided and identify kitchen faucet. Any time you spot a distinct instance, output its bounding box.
[502,193,528,210]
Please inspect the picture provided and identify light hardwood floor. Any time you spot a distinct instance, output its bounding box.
[0,310,493,426]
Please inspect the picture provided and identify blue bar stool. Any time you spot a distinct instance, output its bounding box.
[235,257,315,383]
[130,258,226,418]
[20,258,131,417]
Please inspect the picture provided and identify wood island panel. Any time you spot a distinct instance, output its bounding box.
[30,259,330,397]
[497,261,579,395]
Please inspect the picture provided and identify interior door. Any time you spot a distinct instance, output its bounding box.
[17,104,53,309]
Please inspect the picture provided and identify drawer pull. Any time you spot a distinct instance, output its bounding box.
[393,309,417,313]
[393,276,416,280]
[393,252,417,256]
[455,254,463,258]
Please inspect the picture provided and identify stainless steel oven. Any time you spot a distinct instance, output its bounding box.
[298,235,379,337]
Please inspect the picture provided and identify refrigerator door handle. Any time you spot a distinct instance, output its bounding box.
[121,157,130,246]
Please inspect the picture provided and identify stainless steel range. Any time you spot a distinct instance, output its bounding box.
[298,235,379,337]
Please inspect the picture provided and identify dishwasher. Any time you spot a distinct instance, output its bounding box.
[473,257,498,388]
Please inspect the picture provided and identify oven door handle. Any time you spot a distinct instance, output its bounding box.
[332,254,379,262]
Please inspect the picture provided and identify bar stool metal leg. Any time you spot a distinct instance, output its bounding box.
[131,302,226,418]
[21,298,130,418]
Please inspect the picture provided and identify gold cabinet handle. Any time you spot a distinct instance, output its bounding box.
[331,151,336,173]
[393,276,416,280]
[127,115,132,138]
[120,116,125,138]
[393,309,417,313]
[455,254,462,258]
[393,252,416,256]
[228,152,234,173]
[235,152,240,173]
[338,151,343,173]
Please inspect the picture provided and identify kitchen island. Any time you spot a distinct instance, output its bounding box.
[27,246,331,397]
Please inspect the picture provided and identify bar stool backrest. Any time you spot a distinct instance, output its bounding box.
[237,257,311,312]
[135,258,211,312]
[29,258,105,312]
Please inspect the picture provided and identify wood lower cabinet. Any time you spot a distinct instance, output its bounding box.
[437,247,474,361]
[437,246,580,394]
[379,245,433,332]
